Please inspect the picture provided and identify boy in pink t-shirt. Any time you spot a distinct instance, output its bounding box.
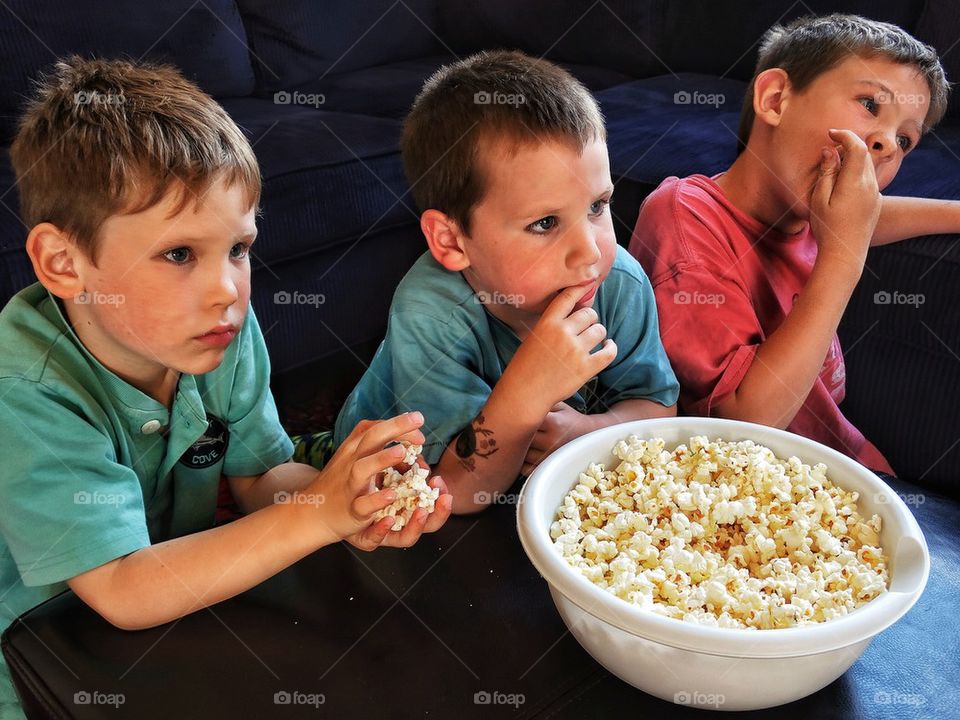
[630,14,960,473]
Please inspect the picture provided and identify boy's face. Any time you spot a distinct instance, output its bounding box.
[66,178,256,395]
[460,136,616,337]
[771,55,930,218]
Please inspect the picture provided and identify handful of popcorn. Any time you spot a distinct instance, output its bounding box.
[374,442,439,531]
[551,436,888,629]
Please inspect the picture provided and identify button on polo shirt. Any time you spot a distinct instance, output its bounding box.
[0,284,294,716]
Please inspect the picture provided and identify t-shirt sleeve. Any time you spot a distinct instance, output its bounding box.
[595,250,680,409]
[221,307,294,477]
[0,380,151,586]
[633,190,764,416]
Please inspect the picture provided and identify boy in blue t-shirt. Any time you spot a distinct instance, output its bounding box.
[336,51,679,513]
[0,57,451,718]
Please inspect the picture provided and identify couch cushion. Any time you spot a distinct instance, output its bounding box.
[659,1,926,81]
[220,99,416,267]
[0,149,33,306]
[277,55,635,121]
[436,0,664,78]
[597,74,746,185]
[237,0,442,93]
[0,0,256,143]
[914,0,960,120]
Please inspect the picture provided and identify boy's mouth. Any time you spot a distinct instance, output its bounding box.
[574,278,600,307]
[195,324,237,347]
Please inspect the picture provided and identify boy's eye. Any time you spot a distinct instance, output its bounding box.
[858,97,878,114]
[590,199,610,216]
[896,135,912,152]
[230,242,250,260]
[528,216,557,233]
[162,247,193,264]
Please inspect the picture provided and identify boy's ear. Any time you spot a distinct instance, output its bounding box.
[753,68,790,128]
[421,209,471,271]
[25,223,88,300]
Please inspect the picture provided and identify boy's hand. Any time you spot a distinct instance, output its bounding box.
[347,455,453,550]
[302,413,431,544]
[503,285,617,419]
[522,401,595,475]
[809,128,882,274]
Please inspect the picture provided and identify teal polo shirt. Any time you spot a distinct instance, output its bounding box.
[0,284,293,718]
[334,245,679,464]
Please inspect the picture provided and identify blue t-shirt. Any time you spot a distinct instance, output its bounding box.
[0,285,293,718]
[334,246,679,464]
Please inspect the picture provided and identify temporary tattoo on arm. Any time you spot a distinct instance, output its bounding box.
[454,411,499,472]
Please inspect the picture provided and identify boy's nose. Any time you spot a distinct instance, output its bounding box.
[208,267,240,306]
[568,224,602,266]
[866,128,897,163]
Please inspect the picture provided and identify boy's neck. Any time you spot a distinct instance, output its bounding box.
[715,149,808,236]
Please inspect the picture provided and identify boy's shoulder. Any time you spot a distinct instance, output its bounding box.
[391,251,483,323]
[0,284,87,389]
[641,174,729,221]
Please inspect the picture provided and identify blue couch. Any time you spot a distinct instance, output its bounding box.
[0,0,957,494]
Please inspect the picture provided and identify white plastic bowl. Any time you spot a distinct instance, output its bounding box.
[517,417,928,711]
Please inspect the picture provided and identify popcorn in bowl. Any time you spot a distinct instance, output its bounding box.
[374,442,439,531]
[550,435,888,629]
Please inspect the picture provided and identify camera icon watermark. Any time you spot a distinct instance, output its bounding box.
[273,690,326,707]
[273,90,325,108]
[475,290,525,307]
[74,291,125,306]
[74,490,126,507]
[274,491,326,507]
[74,90,126,106]
[673,90,725,108]
[874,490,925,507]
[873,290,924,307]
[73,690,125,708]
[474,490,518,505]
[673,290,725,307]
[273,290,326,308]
[874,690,926,706]
[473,690,525,708]
[473,90,526,108]
[673,690,725,708]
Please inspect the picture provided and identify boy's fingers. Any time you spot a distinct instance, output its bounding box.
[353,487,396,517]
[578,321,607,348]
[567,306,599,333]
[827,128,870,176]
[352,446,408,490]
[354,517,394,550]
[355,412,424,456]
[590,338,617,370]
[543,284,590,321]
[811,148,838,209]
[421,493,453,533]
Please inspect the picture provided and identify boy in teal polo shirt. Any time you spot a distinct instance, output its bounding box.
[0,57,451,718]
[335,51,680,513]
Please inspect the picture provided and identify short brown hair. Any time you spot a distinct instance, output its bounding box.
[11,56,260,261]
[401,50,605,234]
[738,14,950,152]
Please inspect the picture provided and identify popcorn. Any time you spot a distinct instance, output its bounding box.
[374,442,439,531]
[550,436,888,629]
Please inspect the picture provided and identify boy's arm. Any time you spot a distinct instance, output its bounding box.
[434,286,617,514]
[714,130,880,427]
[872,196,960,246]
[227,461,320,514]
[67,414,449,630]
[521,398,676,476]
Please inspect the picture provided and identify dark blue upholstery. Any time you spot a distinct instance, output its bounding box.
[237,0,442,92]
[0,0,255,143]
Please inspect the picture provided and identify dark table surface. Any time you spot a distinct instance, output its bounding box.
[3,476,958,719]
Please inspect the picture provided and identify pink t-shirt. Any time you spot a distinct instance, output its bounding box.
[629,174,893,474]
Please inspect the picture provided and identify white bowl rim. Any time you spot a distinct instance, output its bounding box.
[516,417,930,658]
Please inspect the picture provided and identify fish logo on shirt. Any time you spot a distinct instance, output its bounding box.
[179,414,229,469]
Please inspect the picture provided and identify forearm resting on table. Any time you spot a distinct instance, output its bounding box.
[873,196,960,246]
[712,262,857,429]
[590,397,677,429]
[68,498,330,630]
[433,379,544,514]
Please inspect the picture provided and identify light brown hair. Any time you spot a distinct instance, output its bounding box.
[401,50,605,234]
[11,56,260,261]
[738,14,950,152]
